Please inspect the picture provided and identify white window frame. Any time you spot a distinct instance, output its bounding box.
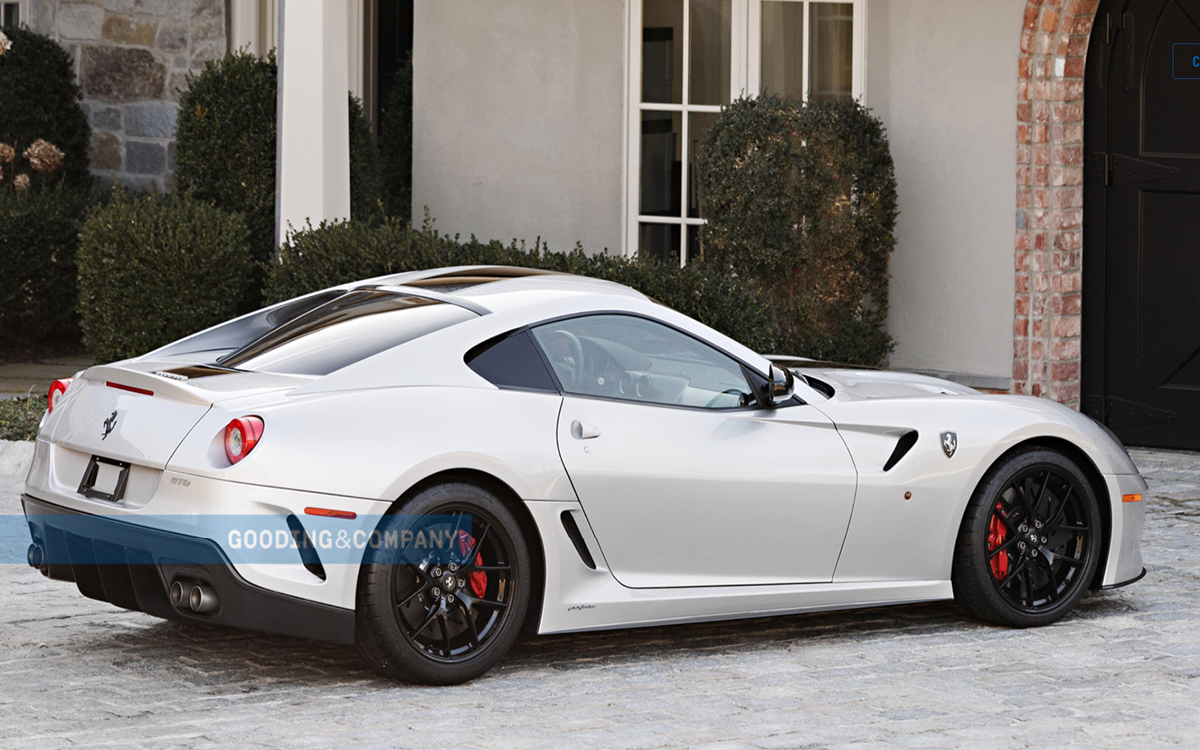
[623,0,865,262]
[1,0,27,29]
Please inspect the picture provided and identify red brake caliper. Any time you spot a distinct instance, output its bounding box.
[457,530,488,597]
[988,503,1009,580]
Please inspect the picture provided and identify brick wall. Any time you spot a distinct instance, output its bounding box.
[1013,0,1100,407]
[27,0,227,191]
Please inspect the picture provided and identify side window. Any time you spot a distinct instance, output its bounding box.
[530,315,756,409]
[465,330,558,392]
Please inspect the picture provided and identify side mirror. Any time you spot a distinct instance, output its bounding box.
[765,364,795,407]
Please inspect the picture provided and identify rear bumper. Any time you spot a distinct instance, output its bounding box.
[22,493,355,645]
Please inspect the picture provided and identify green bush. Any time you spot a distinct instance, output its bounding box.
[77,190,252,363]
[378,53,412,219]
[697,95,898,365]
[349,94,384,223]
[0,186,98,341]
[173,51,382,297]
[265,215,781,354]
[0,27,92,191]
[0,395,46,441]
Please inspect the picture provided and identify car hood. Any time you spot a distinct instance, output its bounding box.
[793,365,979,402]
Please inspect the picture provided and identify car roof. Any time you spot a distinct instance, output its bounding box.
[357,265,650,315]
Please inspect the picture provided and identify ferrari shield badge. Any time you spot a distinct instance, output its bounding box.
[940,431,957,459]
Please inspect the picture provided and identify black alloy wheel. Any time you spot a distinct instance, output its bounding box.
[355,482,531,684]
[953,448,1102,627]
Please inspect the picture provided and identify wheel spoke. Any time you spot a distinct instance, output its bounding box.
[988,535,1019,558]
[1056,554,1085,567]
[440,614,453,658]
[1036,552,1058,602]
[1000,554,1031,588]
[459,521,488,563]
[396,575,428,610]
[472,596,508,611]
[461,607,481,649]
[1034,470,1052,518]
[409,605,439,639]
[1020,567,1035,606]
[1055,523,1088,534]
[1043,485,1074,532]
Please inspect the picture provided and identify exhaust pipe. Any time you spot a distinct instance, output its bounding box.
[189,584,219,614]
[169,580,186,607]
[27,543,44,570]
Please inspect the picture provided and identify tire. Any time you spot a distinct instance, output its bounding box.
[952,448,1102,628]
[355,481,531,684]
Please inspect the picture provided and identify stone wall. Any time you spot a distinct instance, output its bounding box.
[27,0,227,190]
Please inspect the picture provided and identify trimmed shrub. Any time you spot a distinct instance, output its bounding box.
[0,27,92,191]
[0,395,47,441]
[378,52,412,219]
[697,95,898,365]
[265,216,781,354]
[173,51,278,266]
[0,186,97,341]
[349,94,385,223]
[77,190,252,363]
[174,51,382,280]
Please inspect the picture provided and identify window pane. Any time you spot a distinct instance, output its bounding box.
[1,3,18,28]
[761,1,805,100]
[686,224,704,264]
[687,111,720,218]
[220,290,477,376]
[466,331,557,392]
[688,0,731,105]
[638,223,681,265]
[640,110,681,217]
[643,0,683,104]
[530,315,755,409]
[809,2,853,101]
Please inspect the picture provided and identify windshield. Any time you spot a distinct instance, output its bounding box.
[219,289,477,376]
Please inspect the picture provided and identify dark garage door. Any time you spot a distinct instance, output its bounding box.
[1084,0,1200,449]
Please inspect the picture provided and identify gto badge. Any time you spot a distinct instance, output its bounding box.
[101,410,118,440]
[940,431,957,458]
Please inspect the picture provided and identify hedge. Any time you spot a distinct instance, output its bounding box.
[173,50,382,309]
[0,27,92,192]
[697,95,898,365]
[77,191,252,363]
[265,216,781,354]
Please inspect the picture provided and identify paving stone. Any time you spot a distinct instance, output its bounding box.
[0,444,1197,748]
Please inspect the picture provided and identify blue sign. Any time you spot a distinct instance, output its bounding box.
[1173,43,1200,79]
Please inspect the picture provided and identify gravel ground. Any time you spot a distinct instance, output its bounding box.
[1,439,1197,749]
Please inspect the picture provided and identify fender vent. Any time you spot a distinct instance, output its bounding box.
[286,514,327,581]
[883,431,919,472]
[560,511,596,570]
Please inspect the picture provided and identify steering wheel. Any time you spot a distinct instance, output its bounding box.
[545,330,586,390]
[705,388,748,409]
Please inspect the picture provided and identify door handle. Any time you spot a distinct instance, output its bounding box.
[570,420,601,440]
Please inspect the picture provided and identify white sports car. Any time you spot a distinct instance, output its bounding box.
[22,266,1146,684]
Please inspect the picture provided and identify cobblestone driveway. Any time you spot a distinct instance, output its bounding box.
[1,441,1197,749]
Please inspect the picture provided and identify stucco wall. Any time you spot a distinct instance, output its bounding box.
[866,0,1024,386]
[412,0,626,255]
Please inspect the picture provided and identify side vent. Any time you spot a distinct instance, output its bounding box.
[560,511,597,570]
[285,514,327,581]
[883,430,919,472]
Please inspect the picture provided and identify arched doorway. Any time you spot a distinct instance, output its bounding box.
[1081,0,1200,449]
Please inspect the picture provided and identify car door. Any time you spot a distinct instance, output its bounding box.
[531,314,858,589]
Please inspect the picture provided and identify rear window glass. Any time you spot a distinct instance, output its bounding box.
[150,290,344,360]
[219,290,477,376]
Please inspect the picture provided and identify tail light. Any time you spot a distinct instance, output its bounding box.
[224,416,264,465]
[48,379,73,413]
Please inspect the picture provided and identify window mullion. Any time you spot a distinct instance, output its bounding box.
[680,0,692,266]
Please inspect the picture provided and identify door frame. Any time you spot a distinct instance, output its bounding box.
[1080,0,1123,423]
